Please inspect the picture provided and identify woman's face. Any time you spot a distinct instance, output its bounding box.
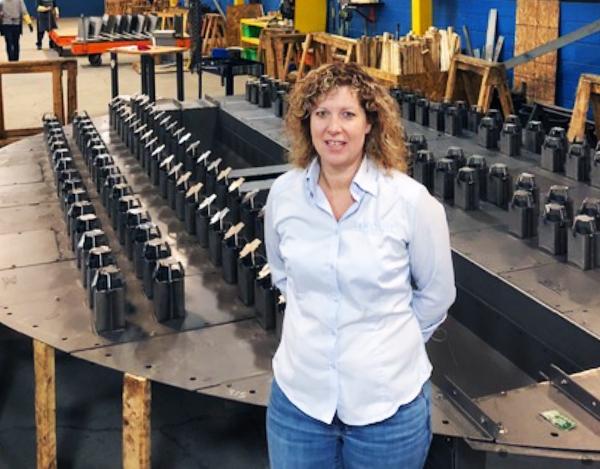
[310,86,371,172]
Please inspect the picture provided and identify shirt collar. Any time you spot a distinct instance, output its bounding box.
[304,156,379,198]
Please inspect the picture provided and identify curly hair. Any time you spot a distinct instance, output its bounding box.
[285,62,407,172]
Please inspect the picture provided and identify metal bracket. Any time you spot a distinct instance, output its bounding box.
[544,364,600,422]
[438,375,503,440]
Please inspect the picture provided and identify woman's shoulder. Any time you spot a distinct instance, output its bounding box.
[378,168,430,205]
[269,167,305,197]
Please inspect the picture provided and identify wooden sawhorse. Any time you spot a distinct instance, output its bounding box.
[201,13,226,56]
[444,54,514,117]
[298,32,357,79]
[567,74,600,143]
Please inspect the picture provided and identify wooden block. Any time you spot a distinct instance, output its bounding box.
[123,373,151,469]
[34,340,56,469]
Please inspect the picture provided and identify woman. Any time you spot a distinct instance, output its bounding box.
[35,0,58,50]
[264,62,456,468]
[0,0,33,61]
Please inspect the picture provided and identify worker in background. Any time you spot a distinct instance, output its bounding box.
[0,0,33,61]
[35,0,58,50]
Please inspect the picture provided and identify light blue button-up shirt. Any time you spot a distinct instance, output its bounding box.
[265,156,456,425]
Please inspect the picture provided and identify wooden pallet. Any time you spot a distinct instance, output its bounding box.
[567,74,600,143]
[444,54,513,116]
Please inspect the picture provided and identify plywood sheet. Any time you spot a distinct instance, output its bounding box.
[225,4,264,47]
[513,0,559,105]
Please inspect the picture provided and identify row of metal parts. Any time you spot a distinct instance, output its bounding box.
[43,114,185,334]
[77,14,159,42]
[389,93,600,272]
[109,94,286,335]
[244,76,291,117]
[406,134,600,270]
[392,90,600,187]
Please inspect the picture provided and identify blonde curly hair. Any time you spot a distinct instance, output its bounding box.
[285,62,407,172]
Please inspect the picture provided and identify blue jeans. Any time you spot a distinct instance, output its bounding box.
[267,379,432,469]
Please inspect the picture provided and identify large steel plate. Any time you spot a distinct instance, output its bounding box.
[0,203,64,235]
[74,320,278,391]
[201,372,273,406]
[0,163,43,186]
[0,230,61,269]
[451,227,556,274]
[445,204,506,234]
[428,316,534,398]
[0,182,55,207]
[501,263,600,336]
[0,261,255,353]
[0,149,47,167]
[478,368,600,450]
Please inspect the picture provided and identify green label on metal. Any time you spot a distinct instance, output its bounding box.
[540,410,577,431]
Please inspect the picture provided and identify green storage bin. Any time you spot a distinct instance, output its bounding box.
[242,47,258,61]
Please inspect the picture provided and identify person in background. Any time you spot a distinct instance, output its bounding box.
[264,62,456,468]
[0,0,33,62]
[35,0,58,50]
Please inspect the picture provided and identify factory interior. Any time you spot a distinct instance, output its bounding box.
[0,0,600,468]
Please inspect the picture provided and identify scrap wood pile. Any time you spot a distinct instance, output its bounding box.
[355,26,461,75]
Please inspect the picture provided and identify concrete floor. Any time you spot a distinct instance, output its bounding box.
[1,18,248,130]
[0,18,268,469]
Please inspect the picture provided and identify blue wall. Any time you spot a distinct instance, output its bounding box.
[557,2,600,110]
[24,0,104,17]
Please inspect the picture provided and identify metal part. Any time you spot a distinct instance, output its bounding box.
[437,375,503,440]
[544,364,600,422]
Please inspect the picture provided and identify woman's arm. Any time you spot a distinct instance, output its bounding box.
[408,189,456,342]
[264,189,287,295]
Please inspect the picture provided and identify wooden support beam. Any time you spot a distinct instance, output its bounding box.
[123,373,151,469]
[66,64,78,124]
[52,68,65,125]
[33,339,56,469]
[444,56,458,102]
[591,94,600,142]
[567,76,592,143]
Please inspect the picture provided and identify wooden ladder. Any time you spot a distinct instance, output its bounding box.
[444,54,514,116]
[567,74,600,143]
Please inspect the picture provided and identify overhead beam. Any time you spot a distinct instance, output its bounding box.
[505,17,600,70]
